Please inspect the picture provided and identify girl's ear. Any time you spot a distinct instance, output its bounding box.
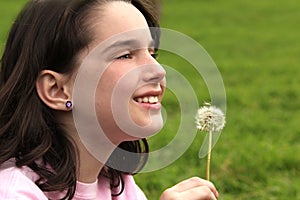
[36,70,72,111]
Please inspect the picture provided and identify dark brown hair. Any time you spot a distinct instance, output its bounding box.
[0,0,160,199]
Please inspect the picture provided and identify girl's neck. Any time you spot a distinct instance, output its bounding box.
[77,145,103,183]
[60,114,116,183]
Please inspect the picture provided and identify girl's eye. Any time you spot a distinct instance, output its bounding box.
[117,54,132,60]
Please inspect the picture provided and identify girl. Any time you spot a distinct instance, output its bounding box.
[0,0,219,199]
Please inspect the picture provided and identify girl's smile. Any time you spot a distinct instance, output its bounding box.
[132,85,163,110]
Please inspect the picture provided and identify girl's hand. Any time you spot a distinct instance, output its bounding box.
[160,177,219,200]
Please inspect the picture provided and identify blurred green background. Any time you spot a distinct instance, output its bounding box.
[1,0,299,199]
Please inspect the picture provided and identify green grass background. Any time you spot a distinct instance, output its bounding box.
[1,0,299,199]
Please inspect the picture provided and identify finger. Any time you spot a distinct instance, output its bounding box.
[171,177,218,197]
[179,185,217,200]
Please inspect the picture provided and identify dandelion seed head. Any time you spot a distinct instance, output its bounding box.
[195,103,226,132]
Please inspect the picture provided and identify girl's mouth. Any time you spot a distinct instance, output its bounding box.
[134,96,159,104]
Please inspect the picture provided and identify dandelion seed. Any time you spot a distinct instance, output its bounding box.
[195,103,226,181]
[195,103,225,132]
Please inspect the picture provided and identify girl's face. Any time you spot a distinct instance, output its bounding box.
[74,1,166,145]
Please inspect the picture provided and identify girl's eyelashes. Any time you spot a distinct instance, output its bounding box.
[151,53,159,59]
[116,53,132,60]
[149,47,158,59]
[115,50,158,60]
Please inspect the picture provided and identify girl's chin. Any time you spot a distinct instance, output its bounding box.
[130,112,163,138]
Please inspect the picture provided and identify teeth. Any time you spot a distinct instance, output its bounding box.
[143,97,149,103]
[149,96,155,103]
[137,98,143,103]
[135,96,159,104]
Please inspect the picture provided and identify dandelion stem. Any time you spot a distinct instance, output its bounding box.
[206,130,212,181]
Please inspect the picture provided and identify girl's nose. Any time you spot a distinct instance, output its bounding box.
[141,55,166,83]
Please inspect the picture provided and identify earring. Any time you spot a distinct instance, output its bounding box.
[66,101,73,109]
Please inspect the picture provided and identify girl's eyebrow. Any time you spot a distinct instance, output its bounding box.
[104,39,155,52]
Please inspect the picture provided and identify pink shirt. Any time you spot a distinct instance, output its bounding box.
[0,159,147,200]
